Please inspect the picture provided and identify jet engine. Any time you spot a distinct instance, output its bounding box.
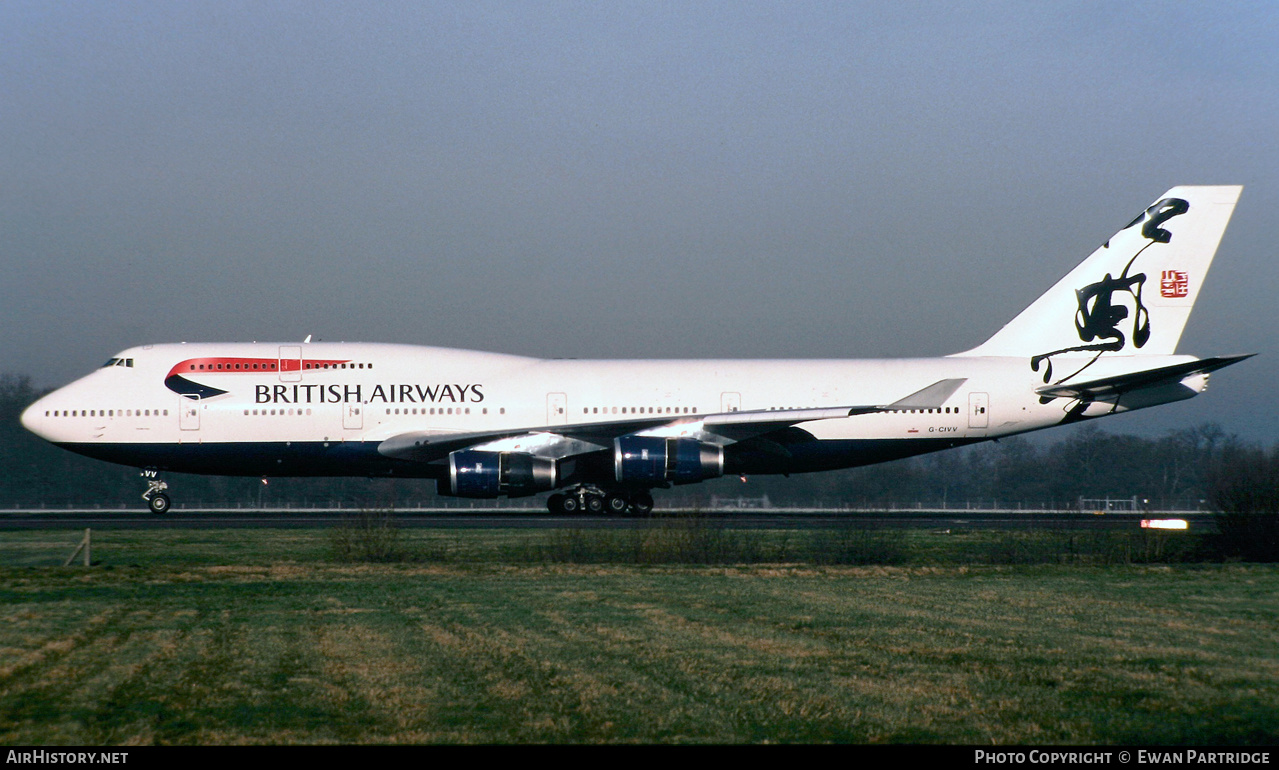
[442,450,557,498]
[614,436,724,484]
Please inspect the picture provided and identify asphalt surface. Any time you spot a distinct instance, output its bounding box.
[0,509,1214,531]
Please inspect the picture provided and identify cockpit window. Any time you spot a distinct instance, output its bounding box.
[102,358,134,368]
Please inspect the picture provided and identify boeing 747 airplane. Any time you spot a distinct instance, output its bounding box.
[21,186,1250,514]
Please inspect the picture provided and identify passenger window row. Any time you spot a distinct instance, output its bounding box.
[887,407,958,414]
[46,409,166,417]
[583,406,698,416]
[243,409,313,416]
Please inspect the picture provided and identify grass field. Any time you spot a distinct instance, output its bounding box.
[2,524,1277,744]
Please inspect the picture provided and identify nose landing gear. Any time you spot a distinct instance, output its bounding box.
[141,471,171,514]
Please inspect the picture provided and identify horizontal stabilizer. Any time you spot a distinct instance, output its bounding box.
[1035,354,1253,400]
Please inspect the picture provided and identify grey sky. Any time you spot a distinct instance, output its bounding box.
[4,2,1277,439]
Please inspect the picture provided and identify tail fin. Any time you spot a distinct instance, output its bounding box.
[957,185,1242,361]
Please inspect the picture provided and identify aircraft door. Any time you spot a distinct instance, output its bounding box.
[279,345,302,382]
[721,392,741,413]
[343,403,363,430]
[969,392,989,429]
[547,393,567,425]
[179,396,200,431]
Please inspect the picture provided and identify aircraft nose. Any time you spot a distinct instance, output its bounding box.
[20,398,46,440]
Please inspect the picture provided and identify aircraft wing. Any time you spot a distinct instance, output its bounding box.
[1034,355,1253,400]
[701,378,967,442]
[377,416,675,462]
[377,378,967,462]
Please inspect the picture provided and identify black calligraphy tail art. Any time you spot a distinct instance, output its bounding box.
[1037,197,1189,380]
[956,186,1242,419]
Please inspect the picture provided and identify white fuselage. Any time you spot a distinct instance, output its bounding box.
[21,341,1202,482]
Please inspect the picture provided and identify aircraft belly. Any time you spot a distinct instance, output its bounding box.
[726,433,980,475]
[53,441,437,479]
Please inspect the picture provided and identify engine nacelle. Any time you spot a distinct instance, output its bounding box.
[442,450,558,498]
[614,436,724,485]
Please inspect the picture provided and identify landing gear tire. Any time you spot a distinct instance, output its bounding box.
[148,493,171,515]
[632,491,654,516]
[547,493,566,514]
[142,476,171,514]
[585,494,605,514]
[605,493,630,515]
[561,495,581,514]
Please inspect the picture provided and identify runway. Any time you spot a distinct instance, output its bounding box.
[0,508,1214,531]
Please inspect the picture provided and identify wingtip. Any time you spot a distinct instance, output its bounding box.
[883,378,969,410]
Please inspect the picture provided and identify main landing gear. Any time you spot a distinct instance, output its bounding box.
[141,470,171,514]
[547,486,654,516]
